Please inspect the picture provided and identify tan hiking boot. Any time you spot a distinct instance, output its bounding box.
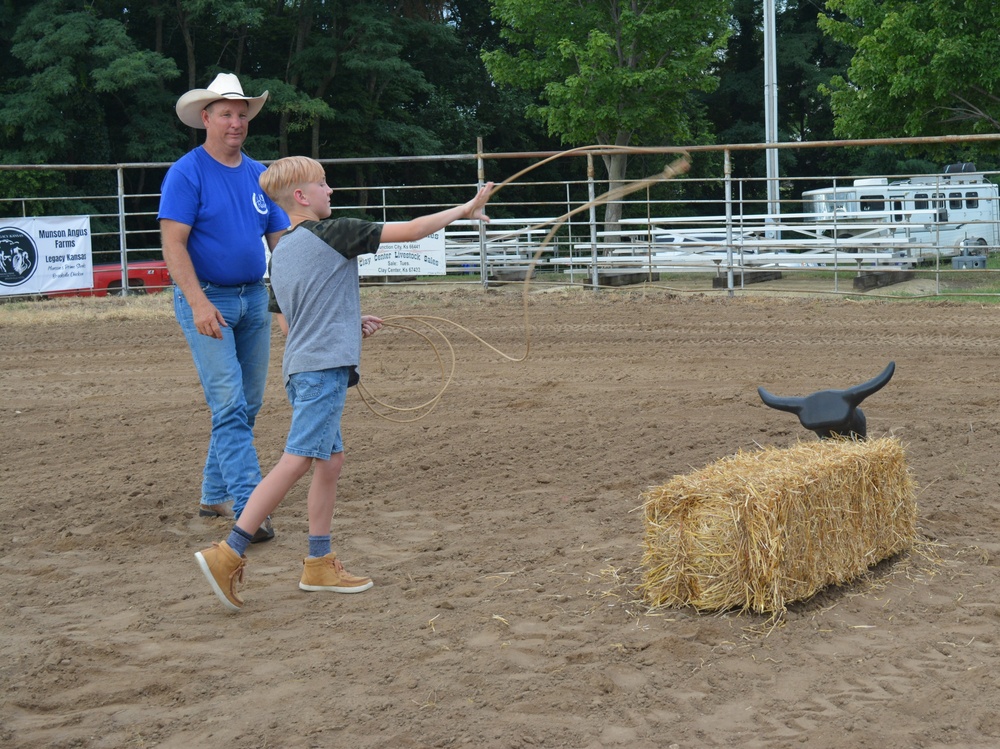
[299,553,373,594]
[194,541,247,611]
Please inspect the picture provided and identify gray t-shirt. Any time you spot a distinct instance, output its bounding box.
[268,218,383,385]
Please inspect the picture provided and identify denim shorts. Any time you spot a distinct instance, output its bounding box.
[284,367,350,460]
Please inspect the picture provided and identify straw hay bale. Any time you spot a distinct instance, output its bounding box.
[640,437,916,614]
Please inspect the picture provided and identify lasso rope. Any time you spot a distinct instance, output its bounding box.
[356,147,692,422]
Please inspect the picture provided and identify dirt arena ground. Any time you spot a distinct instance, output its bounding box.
[3,284,1000,749]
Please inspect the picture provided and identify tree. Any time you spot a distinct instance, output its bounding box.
[820,0,1000,138]
[0,0,180,166]
[706,0,854,197]
[0,0,571,183]
[482,0,730,234]
[260,1,458,168]
[408,0,567,173]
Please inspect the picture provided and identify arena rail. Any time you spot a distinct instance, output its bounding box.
[4,133,1000,299]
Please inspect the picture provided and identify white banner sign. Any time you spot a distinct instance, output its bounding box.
[0,216,93,296]
[358,230,445,276]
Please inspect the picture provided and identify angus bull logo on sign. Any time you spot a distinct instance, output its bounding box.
[0,227,38,287]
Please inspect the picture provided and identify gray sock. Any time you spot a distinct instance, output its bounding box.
[308,534,331,558]
[227,526,254,557]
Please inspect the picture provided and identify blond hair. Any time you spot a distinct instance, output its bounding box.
[259,156,325,207]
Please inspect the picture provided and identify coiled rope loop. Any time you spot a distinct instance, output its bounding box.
[357,147,692,421]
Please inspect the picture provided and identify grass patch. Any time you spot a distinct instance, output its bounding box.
[0,290,175,325]
[872,256,1000,302]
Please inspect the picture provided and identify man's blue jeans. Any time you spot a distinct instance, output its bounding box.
[174,281,271,517]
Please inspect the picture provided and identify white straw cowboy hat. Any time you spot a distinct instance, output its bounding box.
[175,73,269,129]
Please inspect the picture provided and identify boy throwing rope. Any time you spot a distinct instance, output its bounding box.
[195,156,493,611]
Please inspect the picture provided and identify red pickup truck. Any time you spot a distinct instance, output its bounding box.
[46,260,173,297]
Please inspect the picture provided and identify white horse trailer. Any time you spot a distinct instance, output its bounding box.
[801,163,1000,259]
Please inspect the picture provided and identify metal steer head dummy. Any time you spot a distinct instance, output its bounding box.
[757,362,895,440]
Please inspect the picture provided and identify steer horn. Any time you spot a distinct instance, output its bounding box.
[757,362,895,440]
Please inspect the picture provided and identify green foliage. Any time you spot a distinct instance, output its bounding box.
[483,0,730,149]
[13,0,993,219]
[0,170,68,217]
[0,1,180,165]
[706,0,855,190]
[482,0,729,229]
[820,0,1000,138]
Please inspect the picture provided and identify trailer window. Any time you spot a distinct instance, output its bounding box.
[966,191,979,209]
[914,193,929,210]
[949,192,963,210]
[932,193,945,209]
[860,194,884,212]
[835,192,855,212]
[815,191,854,214]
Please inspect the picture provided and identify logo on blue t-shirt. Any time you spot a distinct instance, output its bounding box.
[253,192,268,215]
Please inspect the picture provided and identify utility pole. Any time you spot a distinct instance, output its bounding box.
[763,0,780,236]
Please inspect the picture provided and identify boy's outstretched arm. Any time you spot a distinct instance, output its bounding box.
[380,182,494,244]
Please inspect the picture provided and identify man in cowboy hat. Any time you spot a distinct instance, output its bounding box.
[158,72,290,543]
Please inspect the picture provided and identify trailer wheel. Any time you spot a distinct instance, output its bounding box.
[961,237,988,256]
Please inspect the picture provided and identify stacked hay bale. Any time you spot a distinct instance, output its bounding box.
[640,437,916,615]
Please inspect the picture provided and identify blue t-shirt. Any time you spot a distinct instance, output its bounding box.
[158,147,289,285]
